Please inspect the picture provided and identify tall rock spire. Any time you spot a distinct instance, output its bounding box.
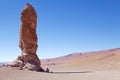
[20,3,38,56]
[10,3,42,71]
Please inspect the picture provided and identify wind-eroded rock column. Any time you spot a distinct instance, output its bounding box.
[10,3,42,71]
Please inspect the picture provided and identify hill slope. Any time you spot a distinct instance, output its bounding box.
[41,48,120,71]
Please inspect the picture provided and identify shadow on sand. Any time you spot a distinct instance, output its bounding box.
[51,71,94,74]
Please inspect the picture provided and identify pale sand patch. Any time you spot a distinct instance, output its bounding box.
[0,67,120,80]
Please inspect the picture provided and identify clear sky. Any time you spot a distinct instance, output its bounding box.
[0,0,120,62]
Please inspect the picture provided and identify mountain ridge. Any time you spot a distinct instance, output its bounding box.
[41,48,120,70]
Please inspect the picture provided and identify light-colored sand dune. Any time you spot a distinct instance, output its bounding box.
[0,48,120,80]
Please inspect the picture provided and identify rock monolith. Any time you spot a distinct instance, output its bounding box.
[10,3,42,71]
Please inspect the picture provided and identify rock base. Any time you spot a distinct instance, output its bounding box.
[10,54,42,71]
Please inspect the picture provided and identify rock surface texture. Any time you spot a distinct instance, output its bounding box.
[10,3,42,71]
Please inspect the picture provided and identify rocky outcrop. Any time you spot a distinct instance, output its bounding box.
[10,3,42,71]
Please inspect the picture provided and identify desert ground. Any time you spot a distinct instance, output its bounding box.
[0,48,120,80]
[0,67,120,80]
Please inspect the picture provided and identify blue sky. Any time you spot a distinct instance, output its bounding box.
[0,0,120,61]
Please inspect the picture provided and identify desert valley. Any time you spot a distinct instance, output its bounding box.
[0,1,120,80]
[0,48,120,80]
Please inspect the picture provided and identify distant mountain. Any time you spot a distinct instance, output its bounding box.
[0,62,9,65]
[41,48,120,70]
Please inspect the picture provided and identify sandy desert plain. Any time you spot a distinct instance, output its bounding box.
[0,48,120,80]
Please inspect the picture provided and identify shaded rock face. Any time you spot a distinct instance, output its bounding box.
[10,3,42,71]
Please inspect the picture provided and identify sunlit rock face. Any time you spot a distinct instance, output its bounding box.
[10,3,42,71]
[20,3,38,54]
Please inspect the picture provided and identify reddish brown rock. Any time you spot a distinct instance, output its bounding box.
[10,3,42,71]
[20,3,38,54]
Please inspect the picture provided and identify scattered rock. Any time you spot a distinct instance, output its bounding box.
[2,64,5,67]
[50,71,53,73]
[45,68,49,73]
